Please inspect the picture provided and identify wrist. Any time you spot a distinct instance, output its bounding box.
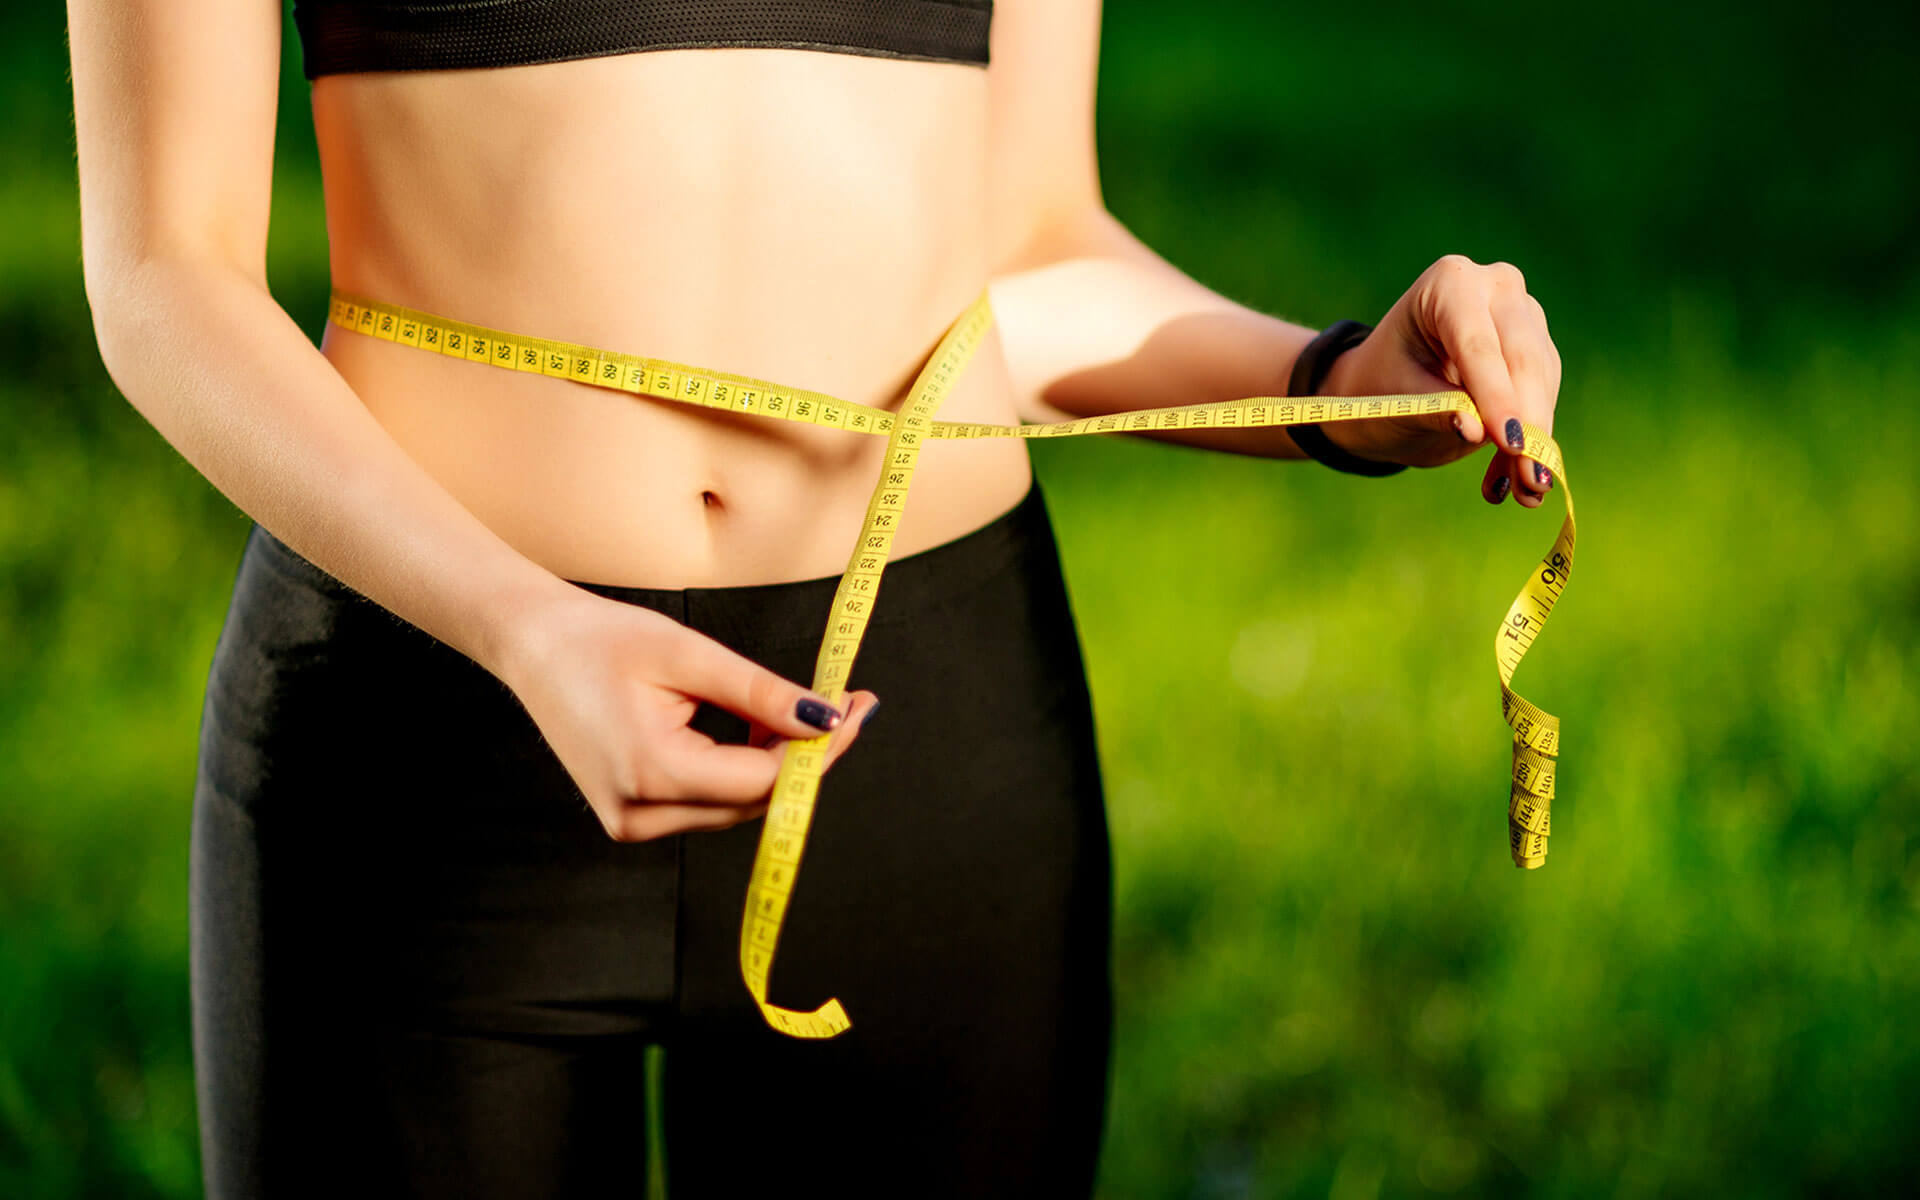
[1313,333,1376,457]
[1317,330,1368,397]
[1318,413,1389,462]
[484,572,595,695]
[1285,320,1406,477]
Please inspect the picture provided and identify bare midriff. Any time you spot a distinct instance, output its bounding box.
[309,47,1032,590]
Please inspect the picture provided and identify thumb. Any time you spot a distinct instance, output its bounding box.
[819,690,880,772]
[668,634,846,740]
[754,690,880,769]
[1392,356,1482,446]
[1335,321,1481,444]
[1435,363,1487,445]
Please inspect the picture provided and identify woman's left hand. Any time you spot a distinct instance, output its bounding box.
[1314,254,1562,507]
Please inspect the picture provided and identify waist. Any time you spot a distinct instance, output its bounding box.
[320,280,1034,589]
[247,472,1055,646]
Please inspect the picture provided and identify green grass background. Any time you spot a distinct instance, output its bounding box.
[5,1,1917,1195]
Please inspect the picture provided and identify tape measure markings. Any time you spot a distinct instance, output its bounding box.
[326,286,1576,1026]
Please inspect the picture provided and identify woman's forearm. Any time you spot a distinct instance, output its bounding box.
[986,206,1317,460]
[88,256,580,685]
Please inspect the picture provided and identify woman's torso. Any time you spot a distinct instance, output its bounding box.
[307,39,1032,589]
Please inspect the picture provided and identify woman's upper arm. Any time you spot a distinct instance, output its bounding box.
[986,0,1107,275]
[67,0,284,305]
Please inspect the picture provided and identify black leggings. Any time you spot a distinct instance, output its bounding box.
[189,477,1112,1198]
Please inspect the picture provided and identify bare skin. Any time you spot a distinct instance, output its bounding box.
[68,0,1563,842]
[311,48,1034,589]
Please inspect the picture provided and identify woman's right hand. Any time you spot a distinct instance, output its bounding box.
[498,588,879,842]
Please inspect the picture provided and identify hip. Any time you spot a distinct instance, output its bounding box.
[191,473,1108,1032]
[196,473,1100,838]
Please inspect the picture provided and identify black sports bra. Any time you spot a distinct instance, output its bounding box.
[290,0,993,79]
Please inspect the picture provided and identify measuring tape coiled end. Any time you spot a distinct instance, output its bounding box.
[327,289,1574,1031]
[1496,422,1574,868]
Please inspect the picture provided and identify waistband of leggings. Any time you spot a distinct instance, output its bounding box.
[571,474,1054,649]
[245,475,1056,649]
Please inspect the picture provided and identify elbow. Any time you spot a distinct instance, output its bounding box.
[80,236,168,384]
[82,259,146,399]
[80,249,238,400]
[84,264,168,403]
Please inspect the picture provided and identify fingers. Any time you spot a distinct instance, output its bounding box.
[750,689,880,772]
[646,723,786,803]
[744,687,879,752]
[606,799,769,843]
[1432,278,1528,505]
[819,690,880,774]
[1427,258,1521,468]
[1492,289,1561,505]
[1422,256,1560,507]
[602,688,882,843]
[635,687,876,805]
[1513,459,1545,508]
[1450,401,1487,449]
[665,631,847,740]
[1481,452,1512,505]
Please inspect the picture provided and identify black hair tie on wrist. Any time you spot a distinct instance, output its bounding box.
[1284,319,1408,477]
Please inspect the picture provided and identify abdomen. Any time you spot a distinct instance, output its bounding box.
[308,47,1031,588]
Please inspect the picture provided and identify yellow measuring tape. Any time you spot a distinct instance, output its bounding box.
[326,286,1575,1039]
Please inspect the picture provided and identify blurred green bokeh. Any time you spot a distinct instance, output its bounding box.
[5,2,1916,1196]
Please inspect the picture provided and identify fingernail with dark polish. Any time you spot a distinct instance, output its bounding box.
[1452,414,1469,441]
[1492,474,1511,501]
[796,697,842,731]
[1534,461,1548,487]
[1504,417,1525,450]
[860,699,882,731]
